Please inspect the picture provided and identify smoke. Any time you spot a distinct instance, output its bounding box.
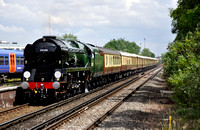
[0,0,6,7]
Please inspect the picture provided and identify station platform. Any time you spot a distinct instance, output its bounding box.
[0,86,18,93]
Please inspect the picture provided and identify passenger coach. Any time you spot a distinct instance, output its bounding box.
[0,49,24,82]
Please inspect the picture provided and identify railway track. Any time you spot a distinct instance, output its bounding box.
[32,67,162,129]
[0,66,159,129]
[0,103,29,116]
[43,67,162,130]
[87,67,162,129]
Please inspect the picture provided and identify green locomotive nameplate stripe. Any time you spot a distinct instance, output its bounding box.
[67,67,91,72]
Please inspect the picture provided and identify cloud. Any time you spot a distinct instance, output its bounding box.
[0,24,25,33]
[124,0,140,10]
[0,3,37,24]
[76,28,98,37]
[0,0,178,56]
[0,0,6,6]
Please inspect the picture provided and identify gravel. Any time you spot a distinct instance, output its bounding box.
[0,105,44,124]
[7,73,138,129]
[58,69,162,129]
[96,69,172,130]
[1,68,170,130]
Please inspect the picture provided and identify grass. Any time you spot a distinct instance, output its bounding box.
[2,83,15,87]
[162,109,200,129]
[7,78,21,82]
[1,78,21,87]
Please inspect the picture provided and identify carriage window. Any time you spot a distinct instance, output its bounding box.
[21,57,24,64]
[5,56,8,65]
[0,56,4,65]
[106,55,108,66]
[113,56,116,65]
[17,57,20,65]
[13,55,16,65]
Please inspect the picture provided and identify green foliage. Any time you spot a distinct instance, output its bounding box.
[162,28,200,119]
[58,33,78,41]
[141,48,155,58]
[104,38,141,54]
[150,52,155,58]
[163,0,200,119]
[170,0,200,40]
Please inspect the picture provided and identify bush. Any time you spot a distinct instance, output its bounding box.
[162,28,200,119]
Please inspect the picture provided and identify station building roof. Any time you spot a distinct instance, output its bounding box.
[0,41,25,50]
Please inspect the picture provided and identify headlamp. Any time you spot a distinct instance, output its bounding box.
[54,71,61,78]
[23,71,31,78]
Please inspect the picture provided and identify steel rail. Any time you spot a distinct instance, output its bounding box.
[0,103,29,116]
[0,88,98,129]
[31,77,139,130]
[86,67,163,130]
[33,67,160,129]
[0,67,152,129]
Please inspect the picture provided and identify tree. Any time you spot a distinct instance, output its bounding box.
[150,52,155,58]
[104,38,141,54]
[141,48,155,58]
[58,33,79,41]
[162,28,200,119]
[162,0,200,120]
[170,0,200,40]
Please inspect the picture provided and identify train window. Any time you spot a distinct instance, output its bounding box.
[17,57,20,65]
[129,58,131,65]
[0,56,4,65]
[10,55,13,65]
[114,56,115,65]
[106,55,108,66]
[70,41,79,48]
[21,57,24,64]
[13,55,16,65]
[109,56,112,66]
[5,56,8,65]
[113,56,116,65]
[106,56,107,66]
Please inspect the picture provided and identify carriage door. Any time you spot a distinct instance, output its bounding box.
[9,53,16,73]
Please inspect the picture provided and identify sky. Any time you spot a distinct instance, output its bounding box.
[0,0,178,56]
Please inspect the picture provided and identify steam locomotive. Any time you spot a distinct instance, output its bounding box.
[15,36,158,104]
